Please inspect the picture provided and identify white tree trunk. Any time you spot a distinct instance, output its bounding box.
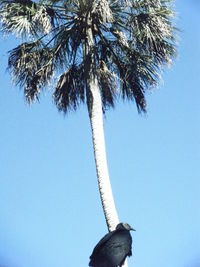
[85,12,119,232]
[85,11,129,267]
[88,77,119,231]
[88,71,128,267]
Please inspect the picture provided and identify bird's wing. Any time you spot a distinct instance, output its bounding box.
[90,230,116,259]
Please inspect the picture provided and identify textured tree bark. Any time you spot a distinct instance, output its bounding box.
[84,12,119,232]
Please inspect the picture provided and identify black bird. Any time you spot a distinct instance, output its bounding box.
[89,222,135,267]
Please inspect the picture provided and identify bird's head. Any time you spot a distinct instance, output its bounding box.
[116,223,136,231]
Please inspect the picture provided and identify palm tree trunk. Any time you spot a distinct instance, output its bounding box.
[88,78,119,231]
[84,12,119,232]
[85,22,129,266]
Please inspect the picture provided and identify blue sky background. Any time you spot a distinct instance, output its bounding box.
[0,1,199,267]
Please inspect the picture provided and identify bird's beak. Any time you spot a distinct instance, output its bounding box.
[131,228,136,231]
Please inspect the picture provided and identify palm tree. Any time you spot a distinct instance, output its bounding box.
[0,0,176,233]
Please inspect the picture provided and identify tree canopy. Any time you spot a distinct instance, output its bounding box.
[0,0,177,113]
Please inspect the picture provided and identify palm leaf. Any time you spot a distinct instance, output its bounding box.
[8,41,55,102]
[128,0,176,64]
[0,0,55,37]
[97,60,117,111]
[53,64,85,112]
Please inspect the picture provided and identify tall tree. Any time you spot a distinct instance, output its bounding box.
[0,0,176,233]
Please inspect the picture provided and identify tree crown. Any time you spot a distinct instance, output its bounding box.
[0,0,177,113]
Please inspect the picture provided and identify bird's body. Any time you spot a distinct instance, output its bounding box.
[89,223,134,267]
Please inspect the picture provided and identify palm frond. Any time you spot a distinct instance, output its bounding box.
[92,0,114,25]
[128,0,176,65]
[118,53,158,112]
[53,64,85,112]
[50,19,85,67]
[0,0,55,37]
[8,41,55,102]
[97,60,118,111]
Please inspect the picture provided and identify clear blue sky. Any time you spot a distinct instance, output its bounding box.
[0,1,199,267]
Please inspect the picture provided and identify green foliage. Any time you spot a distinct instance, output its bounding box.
[8,41,55,102]
[0,0,177,112]
[54,64,85,112]
[0,0,55,37]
